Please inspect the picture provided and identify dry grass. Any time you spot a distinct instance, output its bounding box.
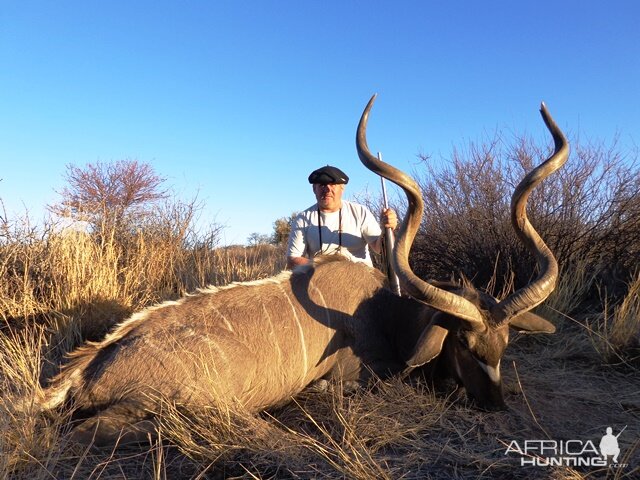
[1,215,639,479]
[210,244,287,285]
[537,257,601,327]
[1,217,283,340]
[4,350,637,479]
[588,273,640,367]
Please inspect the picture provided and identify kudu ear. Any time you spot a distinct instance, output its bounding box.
[509,311,556,334]
[406,323,449,368]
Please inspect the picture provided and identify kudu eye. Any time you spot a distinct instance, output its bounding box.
[457,332,472,349]
[462,330,484,355]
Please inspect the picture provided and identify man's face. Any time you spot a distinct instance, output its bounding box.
[313,183,344,212]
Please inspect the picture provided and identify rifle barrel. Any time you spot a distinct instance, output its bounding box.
[378,152,401,296]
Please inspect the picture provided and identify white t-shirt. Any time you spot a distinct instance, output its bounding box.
[287,200,381,267]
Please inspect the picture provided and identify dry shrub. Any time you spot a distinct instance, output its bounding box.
[412,133,639,309]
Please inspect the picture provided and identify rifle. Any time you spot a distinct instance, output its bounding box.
[378,152,401,296]
[615,425,628,438]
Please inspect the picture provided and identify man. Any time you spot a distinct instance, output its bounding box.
[286,165,398,269]
[599,427,622,463]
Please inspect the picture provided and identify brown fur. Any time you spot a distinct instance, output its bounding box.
[39,257,410,445]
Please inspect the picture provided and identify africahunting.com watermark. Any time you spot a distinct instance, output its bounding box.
[505,426,629,468]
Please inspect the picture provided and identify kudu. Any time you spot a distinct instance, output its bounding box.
[33,96,568,446]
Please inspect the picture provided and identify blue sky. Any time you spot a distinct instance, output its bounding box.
[1,1,638,244]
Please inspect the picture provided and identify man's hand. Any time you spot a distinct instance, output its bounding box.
[380,208,398,230]
[371,208,398,255]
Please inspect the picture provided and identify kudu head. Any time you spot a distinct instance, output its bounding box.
[356,95,569,410]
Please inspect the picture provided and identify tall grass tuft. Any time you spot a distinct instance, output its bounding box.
[589,272,640,366]
[536,255,600,328]
[0,323,69,479]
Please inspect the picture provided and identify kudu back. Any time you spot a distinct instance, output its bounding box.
[34,96,568,446]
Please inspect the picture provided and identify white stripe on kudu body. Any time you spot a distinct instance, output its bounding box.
[211,304,235,332]
[277,282,309,377]
[308,279,335,350]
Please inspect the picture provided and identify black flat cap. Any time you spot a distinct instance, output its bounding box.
[308,165,349,185]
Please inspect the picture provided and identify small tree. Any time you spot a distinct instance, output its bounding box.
[51,159,168,234]
[272,212,297,246]
[247,232,271,246]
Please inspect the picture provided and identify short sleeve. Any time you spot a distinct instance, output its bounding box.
[287,213,308,258]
